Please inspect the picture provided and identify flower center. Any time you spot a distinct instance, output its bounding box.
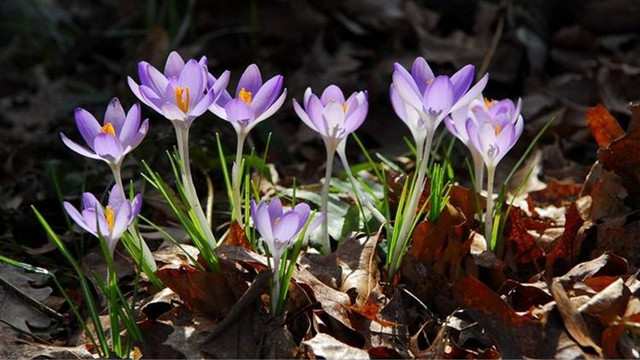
[342,102,348,113]
[239,87,252,105]
[484,97,496,108]
[494,123,502,135]
[100,123,116,136]
[174,85,191,113]
[105,206,115,232]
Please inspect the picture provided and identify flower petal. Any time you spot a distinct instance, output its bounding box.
[411,57,434,94]
[64,202,96,236]
[344,101,368,134]
[74,108,101,148]
[320,85,345,106]
[161,103,188,122]
[292,203,310,233]
[164,51,185,78]
[252,200,273,243]
[451,73,489,113]
[251,75,283,116]
[130,194,143,219]
[322,101,346,138]
[119,103,141,146]
[108,185,126,211]
[60,133,101,160]
[224,98,254,127]
[93,133,124,163]
[392,71,423,112]
[104,98,126,134]
[127,119,149,152]
[145,63,170,96]
[110,201,131,250]
[236,64,263,96]
[179,59,206,108]
[268,198,284,223]
[211,70,231,103]
[450,65,474,102]
[423,76,454,118]
[393,62,421,95]
[254,88,286,124]
[190,86,216,117]
[293,98,317,132]
[273,211,301,244]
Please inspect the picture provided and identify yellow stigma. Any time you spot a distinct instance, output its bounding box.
[494,124,502,135]
[239,87,252,105]
[105,206,115,231]
[174,85,191,113]
[342,102,348,113]
[484,97,496,108]
[100,123,116,136]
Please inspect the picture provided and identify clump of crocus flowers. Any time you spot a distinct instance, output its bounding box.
[41,49,526,351]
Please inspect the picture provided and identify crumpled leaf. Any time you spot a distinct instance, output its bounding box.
[222,221,252,249]
[0,264,54,333]
[586,104,625,147]
[304,333,370,359]
[550,279,603,357]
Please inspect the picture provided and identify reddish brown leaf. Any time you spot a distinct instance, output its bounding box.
[348,295,396,327]
[546,202,585,269]
[453,275,561,359]
[550,279,602,356]
[586,104,625,148]
[601,326,624,359]
[409,203,470,280]
[155,264,238,320]
[504,207,554,264]
[529,179,583,207]
[222,221,252,249]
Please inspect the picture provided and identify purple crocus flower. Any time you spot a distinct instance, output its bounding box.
[210,64,286,136]
[128,51,229,126]
[60,98,149,167]
[390,57,488,144]
[250,198,322,260]
[293,85,368,151]
[465,98,523,169]
[63,185,143,254]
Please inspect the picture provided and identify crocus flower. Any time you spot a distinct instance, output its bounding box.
[60,98,148,169]
[444,96,486,192]
[390,57,488,147]
[209,64,286,225]
[128,51,229,127]
[251,198,322,314]
[251,198,321,260]
[210,64,286,137]
[464,97,523,248]
[465,98,523,169]
[293,85,368,151]
[293,85,368,252]
[64,185,143,254]
[386,58,488,279]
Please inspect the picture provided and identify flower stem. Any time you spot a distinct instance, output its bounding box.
[336,146,386,225]
[109,163,124,194]
[471,150,484,194]
[320,145,336,254]
[485,165,496,250]
[231,132,247,225]
[175,124,217,248]
[271,257,280,315]
[389,132,433,278]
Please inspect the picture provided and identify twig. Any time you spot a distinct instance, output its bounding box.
[478,14,505,80]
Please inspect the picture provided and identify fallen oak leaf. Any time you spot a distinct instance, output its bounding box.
[222,221,253,249]
[586,104,625,148]
[452,275,562,359]
[304,333,370,359]
[550,279,603,357]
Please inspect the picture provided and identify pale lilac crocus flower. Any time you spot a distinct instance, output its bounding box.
[60,98,148,191]
[445,96,487,192]
[465,98,523,248]
[64,185,143,255]
[387,57,488,278]
[251,198,322,315]
[293,85,368,253]
[128,52,230,248]
[210,64,286,224]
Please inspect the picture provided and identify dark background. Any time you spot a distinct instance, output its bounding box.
[1,0,639,249]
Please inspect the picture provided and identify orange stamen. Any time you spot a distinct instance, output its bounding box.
[342,102,348,113]
[100,123,116,136]
[494,124,502,135]
[174,86,191,113]
[105,206,115,231]
[239,87,252,105]
[484,97,496,108]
